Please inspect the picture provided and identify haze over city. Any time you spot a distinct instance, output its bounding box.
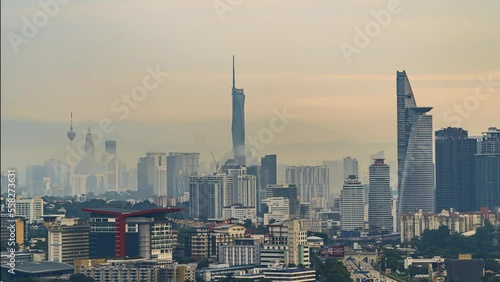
[2,0,499,178]
[2,1,500,282]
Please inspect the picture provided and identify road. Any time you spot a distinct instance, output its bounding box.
[344,257,399,282]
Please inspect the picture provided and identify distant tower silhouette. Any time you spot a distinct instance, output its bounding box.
[231,55,246,166]
[76,127,96,175]
[84,127,95,162]
[67,111,76,141]
[67,111,76,196]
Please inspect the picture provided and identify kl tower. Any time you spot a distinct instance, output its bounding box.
[66,111,76,195]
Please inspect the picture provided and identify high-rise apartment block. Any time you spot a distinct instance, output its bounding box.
[285,166,329,209]
[137,152,167,196]
[167,152,199,198]
[400,209,496,242]
[189,174,232,219]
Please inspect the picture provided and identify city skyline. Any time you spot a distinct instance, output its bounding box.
[1,2,499,280]
[2,1,500,173]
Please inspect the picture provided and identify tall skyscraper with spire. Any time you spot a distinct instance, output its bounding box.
[397,70,435,217]
[231,55,246,166]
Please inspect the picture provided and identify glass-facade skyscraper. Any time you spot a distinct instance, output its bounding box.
[397,70,435,215]
[261,154,277,187]
[435,127,477,212]
[368,159,392,230]
[475,127,500,210]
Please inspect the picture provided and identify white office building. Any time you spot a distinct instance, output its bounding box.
[340,175,364,231]
[263,197,290,225]
[227,168,257,209]
[218,238,260,266]
[15,195,44,223]
[222,204,256,222]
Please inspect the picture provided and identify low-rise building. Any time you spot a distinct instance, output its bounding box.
[219,238,260,266]
[262,267,316,281]
[300,218,322,233]
[1,261,73,280]
[446,255,485,282]
[0,214,26,247]
[222,204,256,223]
[185,224,246,259]
[196,264,257,282]
[77,259,195,282]
[265,220,310,267]
[0,250,45,266]
[260,245,290,267]
[306,236,324,250]
[47,217,89,265]
[263,197,290,225]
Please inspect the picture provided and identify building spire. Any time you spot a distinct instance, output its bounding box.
[70,111,73,131]
[232,55,235,89]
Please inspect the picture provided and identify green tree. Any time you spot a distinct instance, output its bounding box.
[69,273,95,282]
[243,219,252,228]
[197,258,210,269]
[485,259,500,272]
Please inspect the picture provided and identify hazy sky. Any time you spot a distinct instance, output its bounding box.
[2,0,499,179]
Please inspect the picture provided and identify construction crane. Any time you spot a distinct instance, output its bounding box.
[211,151,220,173]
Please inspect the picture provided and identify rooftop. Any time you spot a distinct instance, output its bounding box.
[1,261,73,274]
[263,267,316,273]
[81,207,183,217]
